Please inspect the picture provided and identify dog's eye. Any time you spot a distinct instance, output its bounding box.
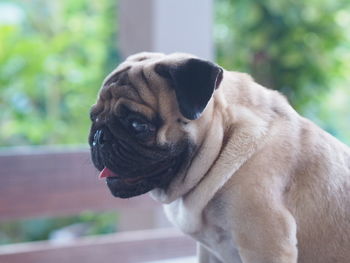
[129,119,155,134]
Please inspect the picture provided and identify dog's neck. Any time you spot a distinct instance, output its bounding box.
[150,100,224,203]
[150,72,268,204]
[150,77,274,232]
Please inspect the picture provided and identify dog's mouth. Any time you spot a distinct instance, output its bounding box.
[92,142,189,198]
[100,167,144,185]
[99,156,178,184]
[98,156,178,185]
[101,158,183,198]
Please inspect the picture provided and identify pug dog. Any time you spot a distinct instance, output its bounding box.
[89,52,350,263]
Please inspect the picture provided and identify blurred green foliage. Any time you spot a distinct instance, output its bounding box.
[215,0,350,144]
[0,211,118,245]
[0,0,119,245]
[0,0,119,146]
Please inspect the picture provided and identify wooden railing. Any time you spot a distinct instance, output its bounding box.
[0,146,196,263]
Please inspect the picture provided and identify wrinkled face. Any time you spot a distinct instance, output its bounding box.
[88,53,222,198]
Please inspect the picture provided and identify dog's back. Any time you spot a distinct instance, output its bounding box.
[285,118,350,263]
[222,72,350,262]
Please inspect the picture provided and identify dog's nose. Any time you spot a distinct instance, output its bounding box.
[93,128,111,147]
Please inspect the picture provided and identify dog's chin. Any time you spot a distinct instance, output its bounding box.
[106,176,161,198]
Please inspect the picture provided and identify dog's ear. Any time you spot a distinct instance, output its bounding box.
[155,58,223,120]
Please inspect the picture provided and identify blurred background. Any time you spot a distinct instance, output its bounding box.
[0,0,349,262]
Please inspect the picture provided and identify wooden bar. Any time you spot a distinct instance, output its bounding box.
[0,228,196,263]
[0,146,158,220]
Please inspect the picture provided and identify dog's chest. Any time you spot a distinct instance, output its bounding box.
[164,196,241,262]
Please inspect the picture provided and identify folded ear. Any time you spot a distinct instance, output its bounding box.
[155,58,223,120]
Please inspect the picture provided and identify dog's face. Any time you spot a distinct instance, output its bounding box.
[88,53,223,198]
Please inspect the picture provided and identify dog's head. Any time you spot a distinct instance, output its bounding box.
[88,52,223,198]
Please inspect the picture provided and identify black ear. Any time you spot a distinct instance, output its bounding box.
[155,58,223,120]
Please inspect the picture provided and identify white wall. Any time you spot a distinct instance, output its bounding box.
[119,0,214,61]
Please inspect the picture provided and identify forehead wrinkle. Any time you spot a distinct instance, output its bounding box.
[100,69,141,105]
[128,64,158,112]
[112,98,156,120]
[110,84,140,103]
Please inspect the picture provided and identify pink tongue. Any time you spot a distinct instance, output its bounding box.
[99,167,118,179]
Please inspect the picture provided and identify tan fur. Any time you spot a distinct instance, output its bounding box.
[97,52,350,263]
